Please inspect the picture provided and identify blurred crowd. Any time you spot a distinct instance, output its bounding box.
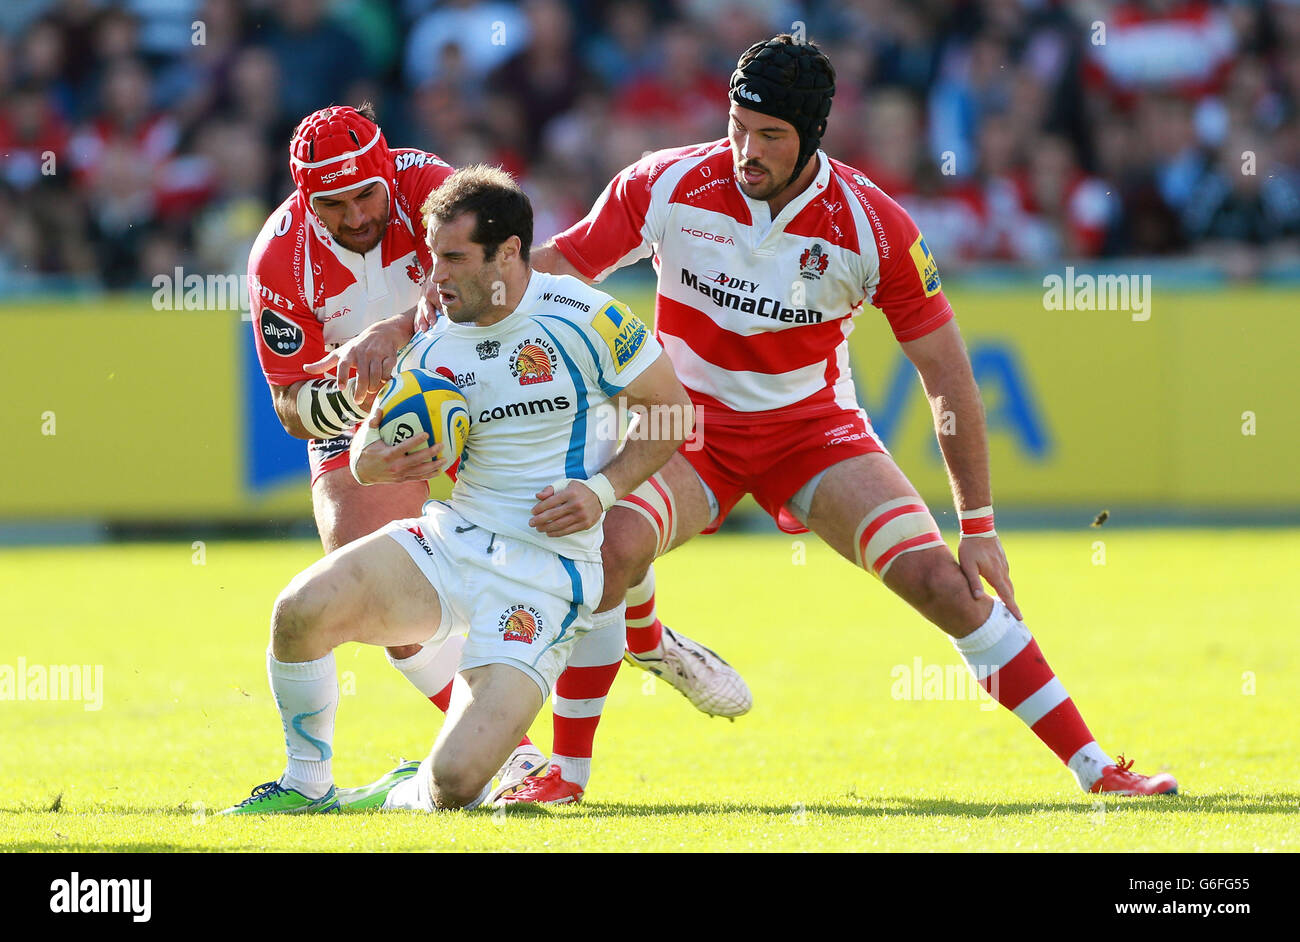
[2,0,1299,290]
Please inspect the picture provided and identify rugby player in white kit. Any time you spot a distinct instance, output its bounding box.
[222,165,692,813]
[248,104,747,804]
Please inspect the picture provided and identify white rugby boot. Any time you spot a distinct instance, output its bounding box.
[488,743,549,803]
[623,625,752,718]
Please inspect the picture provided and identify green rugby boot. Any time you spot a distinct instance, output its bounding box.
[335,760,421,811]
[219,780,340,815]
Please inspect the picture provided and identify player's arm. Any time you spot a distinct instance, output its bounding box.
[901,320,1021,619]
[255,295,383,442]
[594,352,693,499]
[266,376,367,442]
[531,151,664,285]
[249,228,396,438]
[261,296,418,441]
[348,406,447,486]
[304,306,417,411]
[529,241,594,283]
[530,351,692,538]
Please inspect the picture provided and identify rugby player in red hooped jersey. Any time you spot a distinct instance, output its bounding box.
[510,35,1179,803]
[246,104,559,799]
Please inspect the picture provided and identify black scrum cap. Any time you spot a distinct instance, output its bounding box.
[729,35,836,186]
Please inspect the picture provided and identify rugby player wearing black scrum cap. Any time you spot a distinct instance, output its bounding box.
[515,34,1178,803]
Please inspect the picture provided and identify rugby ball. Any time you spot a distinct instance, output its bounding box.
[374,369,470,469]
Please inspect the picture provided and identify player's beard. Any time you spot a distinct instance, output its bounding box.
[735,161,789,202]
[333,212,388,254]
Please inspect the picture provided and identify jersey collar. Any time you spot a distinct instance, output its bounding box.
[738,150,831,240]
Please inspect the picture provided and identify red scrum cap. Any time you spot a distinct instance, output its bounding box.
[289,105,394,210]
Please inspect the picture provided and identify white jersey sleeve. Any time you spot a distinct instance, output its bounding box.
[534,293,661,397]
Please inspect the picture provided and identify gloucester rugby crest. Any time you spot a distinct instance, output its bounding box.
[798,242,830,280]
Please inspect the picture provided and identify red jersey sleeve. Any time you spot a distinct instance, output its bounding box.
[247,204,326,386]
[864,192,954,343]
[553,151,663,281]
[391,149,455,261]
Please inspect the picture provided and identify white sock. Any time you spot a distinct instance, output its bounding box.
[551,755,592,788]
[268,649,337,799]
[571,604,627,666]
[387,634,465,699]
[1067,743,1116,791]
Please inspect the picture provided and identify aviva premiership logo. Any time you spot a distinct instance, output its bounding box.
[510,338,558,385]
[910,233,942,297]
[591,301,648,373]
[499,605,542,644]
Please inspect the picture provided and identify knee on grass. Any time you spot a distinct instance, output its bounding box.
[430,755,491,809]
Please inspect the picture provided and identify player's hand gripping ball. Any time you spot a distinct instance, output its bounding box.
[374,369,470,471]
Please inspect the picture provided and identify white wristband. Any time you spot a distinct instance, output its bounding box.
[554,473,617,512]
[348,407,382,485]
[584,472,618,512]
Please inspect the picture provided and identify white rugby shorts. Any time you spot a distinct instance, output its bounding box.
[381,501,602,698]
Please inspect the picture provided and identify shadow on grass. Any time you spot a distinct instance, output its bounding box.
[9,841,278,853]
[507,792,1300,819]
[3,792,1298,822]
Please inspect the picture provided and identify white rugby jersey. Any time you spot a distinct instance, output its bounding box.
[393,270,661,563]
[553,139,953,421]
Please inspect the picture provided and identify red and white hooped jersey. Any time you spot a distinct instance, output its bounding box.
[553,139,954,419]
[248,149,455,386]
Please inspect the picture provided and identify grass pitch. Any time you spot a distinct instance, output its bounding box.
[1,528,1296,852]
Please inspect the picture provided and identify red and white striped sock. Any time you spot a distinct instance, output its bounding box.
[390,636,532,748]
[624,568,664,657]
[952,599,1114,790]
[551,605,625,789]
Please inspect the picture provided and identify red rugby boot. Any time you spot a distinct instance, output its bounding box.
[1089,755,1178,795]
[494,766,584,805]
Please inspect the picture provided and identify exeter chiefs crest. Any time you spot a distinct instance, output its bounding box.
[509,337,558,386]
[799,242,830,280]
[498,605,542,644]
